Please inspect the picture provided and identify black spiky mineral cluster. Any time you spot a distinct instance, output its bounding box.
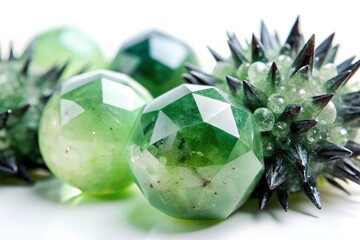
[0,44,66,184]
[183,17,360,211]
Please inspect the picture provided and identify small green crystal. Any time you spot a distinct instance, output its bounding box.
[31,27,106,78]
[109,30,198,97]
[129,84,264,220]
[39,70,152,194]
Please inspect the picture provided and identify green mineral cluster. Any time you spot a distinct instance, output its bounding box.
[129,84,264,219]
[39,70,152,194]
[0,46,66,183]
[184,17,360,211]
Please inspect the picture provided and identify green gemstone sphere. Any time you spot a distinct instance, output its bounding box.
[31,27,106,78]
[109,30,198,97]
[129,84,264,220]
[39,70,152,194]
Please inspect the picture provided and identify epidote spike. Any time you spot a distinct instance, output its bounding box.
[243,80,268,111]
[259,176,274,210]
[326,70,351,93]
[207,46,224,62]
[282,16,304,56]
[337,56,356,73]
[5,105,31,128]
[335,160,360,184]
[21,57,31,76]
[8,42,15,61]
[226,76,242,94]
[345,141,360,156]
[280,104,302,121]
[343,157,360,175]
[288,144,309,182]
[312,93,334,111]
[15,164,34,184]
[342,59,360,81]
[315,33,335,68]
[265,62,282,89]
[184,63,202,73]
[340,106,360,125]
[0,110,11,128]
[182,73,199,84]
[291,119,317,134]
[190,70,215,85]
[228,40,243,67]
[265,156,287,190]
[289,65,310,83]
[326,45,339,64]
[251,34,267,62]
[326,177,350,195]
[0,155,18,174]
[260,20,275,50]
[288,35,315,78]
[302,176,322,209]
[342,91,360,106]
[317,140,353,161]
[276,189,289,212]
[227,31,243,51]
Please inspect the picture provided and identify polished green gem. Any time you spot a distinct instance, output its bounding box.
[129,84,264,220]
[39,70,152,194]
[31,27,106,78]
[109,30,198,97]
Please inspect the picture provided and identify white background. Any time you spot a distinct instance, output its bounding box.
[1,0,360,239]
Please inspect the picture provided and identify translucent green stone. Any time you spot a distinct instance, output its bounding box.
[253,108,275,132]
[129,84,264,220]
[109,30,198,97]
[39,70,152,194]
[31,27,106,78]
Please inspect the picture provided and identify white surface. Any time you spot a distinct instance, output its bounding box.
[1,178,360,240]
[1,1,360,239]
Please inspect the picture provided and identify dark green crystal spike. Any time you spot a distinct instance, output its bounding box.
[265,62,282,90]
[243,80,267,111]
[288,35,315,78]
[207,46,224,62]
[302,177,321,209]
[317,140,353,161]
[251,34,267,62]
[265,156,287,190]
[315,33,335,68]
[260,20,276,50]
[291,119,317,134]
[311,93,334,111]
[226,76,242,94]
[326,71,351,93]
[276,189,289,212]
[337,56,356,73]
[281,16,304,56]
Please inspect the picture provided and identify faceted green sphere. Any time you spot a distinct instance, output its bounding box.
[39,70,152,194]
[31,27,106,78]
[129,84,264,220]
[109,30,198,97]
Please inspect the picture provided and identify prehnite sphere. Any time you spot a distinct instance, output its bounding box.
[39,70,152,194]
[31,26,106,78]
[129,84,264,220]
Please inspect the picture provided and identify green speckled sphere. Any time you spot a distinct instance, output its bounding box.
[129,84,264,220]
[31,27,106,78]
[39,70,152,194]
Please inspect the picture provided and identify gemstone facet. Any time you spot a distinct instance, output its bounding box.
[31,27,106,78]
[109,30,198,97]
[39,70,152,194]
[129,84,264,220]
